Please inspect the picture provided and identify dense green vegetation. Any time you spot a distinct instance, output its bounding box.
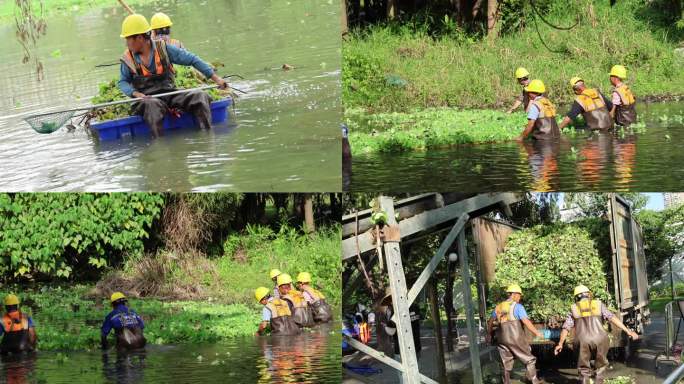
[0,0,149,20]
[343,0,684,113]
[0,193,341,350]
[491,224,613,323]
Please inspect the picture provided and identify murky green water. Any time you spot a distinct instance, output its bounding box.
[1,325,341,383]
[0,0,341,192]
[347,101,684,192]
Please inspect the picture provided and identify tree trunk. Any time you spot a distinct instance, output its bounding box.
[340,0,349,35]
[304,194,315,233]
[487,0,498,38]
[387,0,397,20]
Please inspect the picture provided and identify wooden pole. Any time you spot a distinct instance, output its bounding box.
[428,279,448,384]
[117,0,135,15]
[458,230,483,384]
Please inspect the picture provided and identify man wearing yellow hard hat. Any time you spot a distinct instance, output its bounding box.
[296,272,332,323]
[608,65,637,127]
[0,294,37,354]
[277,273,314,328]
[486,284,544,384]
[150,12,184,49]
[118,14,228,138]
[254,286,300,336]
[554,285,638,384]
[519,79,560,141]
[507,67,533,114]
[269,269,283,298]
[558,76,613,131]
[101,292,146,350]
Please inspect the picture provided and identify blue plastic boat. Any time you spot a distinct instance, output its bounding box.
[89,98,232,141]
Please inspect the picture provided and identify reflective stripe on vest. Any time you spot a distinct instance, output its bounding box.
[266,298,292,319]
[2,312,28,333]
[571,299,602,318]
[495,300,517,323]
[120,40,175,77]
[575,88,606,112]
[614,84,635,106]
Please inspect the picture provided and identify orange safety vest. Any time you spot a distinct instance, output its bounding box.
[2,312,29,333]
[575,88,606,112]
[614,84,635,106]
[120,40,175,77]
[266,298,293,319]
[284,291,308,309]
[301,285,325,301]
[571,299,602,318]
[495,300,518,323]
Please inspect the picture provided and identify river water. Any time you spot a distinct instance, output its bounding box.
[0,0,341,192]
[347,101,684,192]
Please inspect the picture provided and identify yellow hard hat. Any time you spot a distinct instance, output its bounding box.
[120,14,151,38]
[296,272,312,284]
[574,285,590,296]
[3,294,19,306]
[569,76,583,88]
[524,79,546,94]
[269,269,282,279]
[610,65,627,79]
[277,273,293,286]
[506,284,522,294]
[150,12,173,30]
[515,67,530,79]
[110,292,126,303]
[255,287,270,302]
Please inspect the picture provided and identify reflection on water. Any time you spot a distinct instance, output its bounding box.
[0,0,341,192]
[348,102,684,192]
[0,325,340,383]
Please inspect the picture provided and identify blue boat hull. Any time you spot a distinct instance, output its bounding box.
[90,98,232,141]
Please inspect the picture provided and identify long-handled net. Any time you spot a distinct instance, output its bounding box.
[24,79,246,134]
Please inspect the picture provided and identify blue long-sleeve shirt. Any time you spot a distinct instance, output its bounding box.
[101,304,145,337]
[118,40,215,97]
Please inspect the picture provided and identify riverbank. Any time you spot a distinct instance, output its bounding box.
[343,0,684,113]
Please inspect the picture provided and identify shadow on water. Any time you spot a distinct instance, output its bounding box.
[0,0,341,192]
[348,102,684,192]
[0,325,341,384]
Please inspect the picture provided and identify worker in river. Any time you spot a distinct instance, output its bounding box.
[519,79,560,141]
[150,12,184,49]
[558,77,614,131]
[0,295,37,354]
[101,292,146,351]
[554,285,638,384]
[486,284,544,384]
[277,274,315,328]
[118,14,228,138]
[296,272,332,323]
[254,287,300,336]
[269,269,282,298]
[608,65,637,127]
[507,67,532,113]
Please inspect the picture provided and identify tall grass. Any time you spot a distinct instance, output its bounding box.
[343,0,684,112]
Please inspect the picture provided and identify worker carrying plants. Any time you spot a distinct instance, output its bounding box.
[558,77,614,131]
[118,14,228,138]
[507,67,532,113]
[486,284,544,384]
[0,294,37,354]
[296,272,332,323]
[254,287,300,336]
[150,12,184,49]
[269,269,282,298]
[608,65,637,127]
[554,285,639,384]
[277,274,315,328]
[519,79,560,141]
[101,292,146,351]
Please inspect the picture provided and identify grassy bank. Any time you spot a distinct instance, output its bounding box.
[343,0,684,113]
